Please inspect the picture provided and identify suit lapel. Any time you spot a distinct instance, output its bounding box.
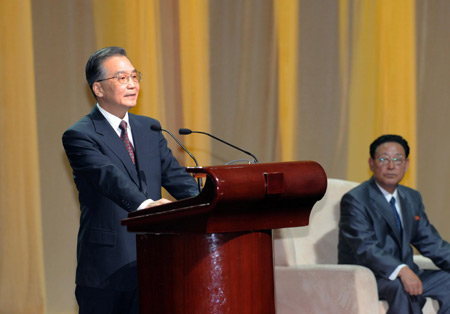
[397,188,414,255]
[90,107,140,185]
[368,178,403,244]
[128,114,151,196]
[128,114,149,168]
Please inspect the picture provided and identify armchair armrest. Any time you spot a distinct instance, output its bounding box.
[274,264,379,314]
[413,255,439,270]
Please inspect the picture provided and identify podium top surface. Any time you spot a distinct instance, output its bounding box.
[122,161,327,233]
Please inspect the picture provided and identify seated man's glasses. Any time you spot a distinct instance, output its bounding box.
[377,156,405,166]
[97,71,143,85]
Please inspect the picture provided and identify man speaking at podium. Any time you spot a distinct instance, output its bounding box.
[62,47,198,314]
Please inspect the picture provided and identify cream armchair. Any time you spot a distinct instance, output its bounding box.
[273,178,439,314]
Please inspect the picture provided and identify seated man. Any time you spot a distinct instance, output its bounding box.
[338,134,450,314]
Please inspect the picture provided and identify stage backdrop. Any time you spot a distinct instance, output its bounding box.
[1,0,449,313]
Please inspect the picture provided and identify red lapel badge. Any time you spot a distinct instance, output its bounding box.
[415,216,420,221]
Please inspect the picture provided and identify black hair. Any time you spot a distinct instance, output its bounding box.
[369,134,410,159]
[85,46,127,97]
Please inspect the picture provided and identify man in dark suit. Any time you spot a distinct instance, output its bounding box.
[62,47,199,314]
[338,134,450,314]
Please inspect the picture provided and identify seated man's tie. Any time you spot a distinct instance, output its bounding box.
[389,197,402,234]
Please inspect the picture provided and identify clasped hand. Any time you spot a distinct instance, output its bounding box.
[398,266,423,296]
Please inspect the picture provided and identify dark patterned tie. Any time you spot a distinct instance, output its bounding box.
[119,120,135,164]
[389,197,402,234]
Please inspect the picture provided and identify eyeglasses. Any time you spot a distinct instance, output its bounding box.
[97,71,143,85]
[376,156,406,166]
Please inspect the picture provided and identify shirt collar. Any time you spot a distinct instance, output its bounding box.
[96,103,130,131]
[375,182,399,203]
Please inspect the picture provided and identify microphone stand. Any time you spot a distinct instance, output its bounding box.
[151,125,202,192]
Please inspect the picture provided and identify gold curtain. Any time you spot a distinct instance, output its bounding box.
[275,0,299,162]
[178,0,211,166]
[0,0,46,312]
[344,0,417,187]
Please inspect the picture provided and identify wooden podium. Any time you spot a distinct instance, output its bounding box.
[122,161,327,314]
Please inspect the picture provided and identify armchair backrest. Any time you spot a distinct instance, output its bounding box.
[273,178,359,266]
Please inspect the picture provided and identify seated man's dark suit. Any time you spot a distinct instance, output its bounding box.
[62,106,198,310]
[339,177,450,313]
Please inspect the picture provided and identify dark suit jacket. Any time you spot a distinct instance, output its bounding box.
[338,177,450,279]
[62,106,198,290]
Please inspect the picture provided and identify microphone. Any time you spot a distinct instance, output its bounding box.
[179,128,259,164]
[150,124,202,192]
